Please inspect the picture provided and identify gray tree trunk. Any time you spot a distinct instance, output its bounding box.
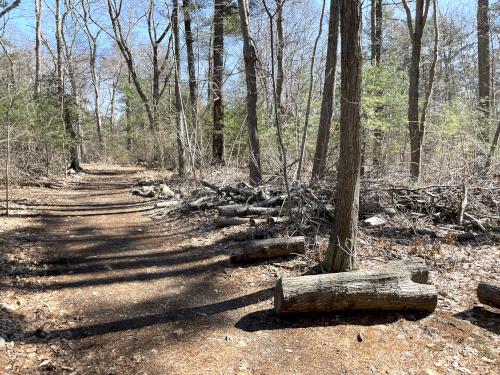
[238,0,262,186]
[173,0,186,176]
[212,0,225,164]
[323,0,363,272]
[477,0,491,142]
[310,0,339,183]
[402,0,431,182]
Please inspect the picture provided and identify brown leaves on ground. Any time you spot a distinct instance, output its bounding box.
[0,164,498,374]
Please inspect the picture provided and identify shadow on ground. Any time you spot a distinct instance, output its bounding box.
[454,306,500,335]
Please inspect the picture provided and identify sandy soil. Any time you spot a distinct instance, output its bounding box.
[0,164,498,374]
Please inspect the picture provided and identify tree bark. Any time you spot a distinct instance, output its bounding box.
[419,0,439,154]
[230,236,305,263]
[485,118,500,171]
[477,281,500,308]
[310,0,339,183]
[238,0,262,186]
[34,0,42,99]
[477,0,491,142]
[80,0,103,148]
[215,217,250,228]
[262,0,293,212]
[218,205,282,217]
[402,0,431,182]
[183,0,200,158]
[296,0,326,182]
[275,0,284,111]
[371,0,384,171]
[56,0,80,171]
[212,0,225,164]
[173,0,186,176]
[275,267,437,315]
[323,0,362,273]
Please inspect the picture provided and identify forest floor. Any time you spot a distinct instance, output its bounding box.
[0,164,498,375]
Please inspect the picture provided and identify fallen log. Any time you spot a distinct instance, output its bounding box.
[249,218,268,226]
[218,205,248,217]
[214,217,250,228]
[218,205,282,217]
[274,258,436,315]
[477,281,500,308]
[230,236,305,263]
[247,206,282,216]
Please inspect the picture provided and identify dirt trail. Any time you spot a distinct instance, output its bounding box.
[1,165,498,375]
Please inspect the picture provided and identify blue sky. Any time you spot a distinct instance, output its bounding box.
[3,0,479,45]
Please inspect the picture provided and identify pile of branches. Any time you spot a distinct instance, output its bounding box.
[132,178,499,234]
[386,184,499,231]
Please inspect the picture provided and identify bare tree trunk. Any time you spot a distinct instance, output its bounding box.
[275,0,284,111]
[296,0,326,182]
[371,0,384,171]
[323,0,362,273]
[238,0,262,186]
[183,0,200,158]
[478,0,491,142]
[485,118,500,170]
[34,0,42,99]
[90,45,103,146]
[5,117,10,216]
[106,0,156,134]
[262,0,292,211]
[402,0,431,183]
[126,72,132,151]
[109,65,121,134]
[56,0,80,171]
[212,0,225,165]
[310,0,339,184]
[419,0,439,155]
[173,0,186,176]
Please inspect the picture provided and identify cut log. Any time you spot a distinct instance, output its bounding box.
[267,217,289,224]
[218,205,282,217]
[256,194,287,207]
[247,206,282,216]
[230,236,305,263]
[274,258,436,315]
[477,281,500,308]
[218,205,248,217]
[249,218,268,226]
[214,217,249,228]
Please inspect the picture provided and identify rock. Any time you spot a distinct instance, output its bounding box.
[157,184,175,199]
[384,207,397,216]
[0,336,6,348]
[364,215,387,227]
[357,332,364,342]
[132,186,156,198]
[0,303,16,313]
[173,328,184,336]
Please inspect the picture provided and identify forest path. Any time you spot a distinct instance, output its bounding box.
[3,164,498,375]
